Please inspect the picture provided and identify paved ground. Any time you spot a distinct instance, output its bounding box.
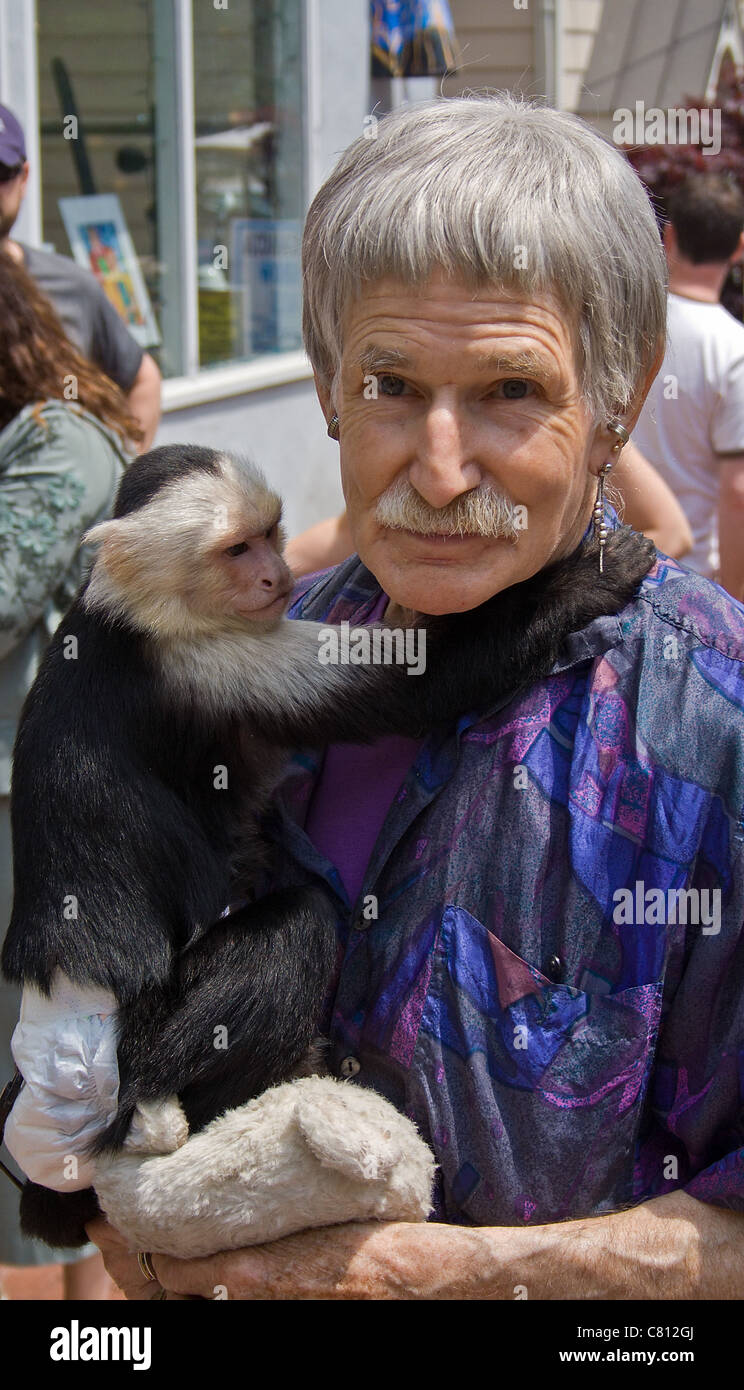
[0,1257,125,1299]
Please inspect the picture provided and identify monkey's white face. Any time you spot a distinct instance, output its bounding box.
[214,526,292,623]
[84,456,292,638]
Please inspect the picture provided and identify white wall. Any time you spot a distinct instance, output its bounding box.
[154,378,344,543]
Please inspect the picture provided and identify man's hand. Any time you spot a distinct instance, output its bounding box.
[89,1191,744,1301]
[85,1217,192,1300]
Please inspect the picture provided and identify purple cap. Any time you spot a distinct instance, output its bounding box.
[0,105,26,166]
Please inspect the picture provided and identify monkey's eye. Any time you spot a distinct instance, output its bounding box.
[225,541,249,557]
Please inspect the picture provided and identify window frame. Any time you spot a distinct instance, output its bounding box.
[10,0,320,408]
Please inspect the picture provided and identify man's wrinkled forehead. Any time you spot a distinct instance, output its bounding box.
[353,342,562,391]
[339,275,582,389]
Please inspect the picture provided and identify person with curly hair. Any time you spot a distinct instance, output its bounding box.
[0,247,138,1297]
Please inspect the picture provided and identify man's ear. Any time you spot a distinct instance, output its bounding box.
[587,334,666,476]
[312,369,333,427]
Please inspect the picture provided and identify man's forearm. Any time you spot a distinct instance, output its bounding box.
[371,1191,743,1300]
[718,522,744,603]
[613,442,693,559]
[718,466,744,602]
[126,352,162,452]
[284,510,353,578]
[475,1190,742,1300]
[142,1190,744,1300]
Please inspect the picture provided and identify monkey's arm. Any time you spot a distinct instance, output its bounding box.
[227,526,657,747]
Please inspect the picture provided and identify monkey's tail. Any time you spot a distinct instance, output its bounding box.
[89,1104,137,1158]
[19,1181,101,1248]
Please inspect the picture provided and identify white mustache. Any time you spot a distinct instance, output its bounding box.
[375,479,522,540]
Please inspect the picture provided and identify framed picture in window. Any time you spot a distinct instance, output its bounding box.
[58,193,161,348]
[229,217,303,357]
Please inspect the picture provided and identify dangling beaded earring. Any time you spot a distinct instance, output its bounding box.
[594,420,629,572]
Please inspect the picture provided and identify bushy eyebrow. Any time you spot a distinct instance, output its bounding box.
[353,343,556,383]
[471,349,554,381]
[354,345,412,374]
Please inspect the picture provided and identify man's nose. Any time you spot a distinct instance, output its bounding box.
[407,400,482,508]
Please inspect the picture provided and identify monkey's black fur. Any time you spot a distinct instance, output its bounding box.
[1,445,656,1247]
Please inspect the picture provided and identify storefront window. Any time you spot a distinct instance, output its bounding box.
[193,0,304,367]
[36,0,305,380]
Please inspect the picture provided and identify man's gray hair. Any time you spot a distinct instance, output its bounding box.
[302,95,667,420]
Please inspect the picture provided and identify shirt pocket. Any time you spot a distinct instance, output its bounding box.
[407,905,663,1226]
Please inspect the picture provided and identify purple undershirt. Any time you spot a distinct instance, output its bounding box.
[303,593,424,904]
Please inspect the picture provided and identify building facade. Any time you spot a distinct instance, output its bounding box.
[0,0,370,539]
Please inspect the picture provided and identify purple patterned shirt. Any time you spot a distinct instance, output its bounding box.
[266,508,744,1226]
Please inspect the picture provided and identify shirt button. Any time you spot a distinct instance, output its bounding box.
[339,1056,361,1078]
[544,954,563,981]
[353,914,371,931]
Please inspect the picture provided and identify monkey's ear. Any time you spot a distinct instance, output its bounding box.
[82,518,125,550]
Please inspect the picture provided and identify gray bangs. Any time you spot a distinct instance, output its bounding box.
[302,94,668,420]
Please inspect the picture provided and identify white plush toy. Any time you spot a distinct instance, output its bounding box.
[94,1075,436,1258]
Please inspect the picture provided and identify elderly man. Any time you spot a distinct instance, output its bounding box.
[79,96,744,1297]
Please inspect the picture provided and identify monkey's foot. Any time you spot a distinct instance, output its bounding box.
[124,1095,189,1156]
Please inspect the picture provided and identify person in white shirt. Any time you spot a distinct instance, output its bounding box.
[633,173,744,601]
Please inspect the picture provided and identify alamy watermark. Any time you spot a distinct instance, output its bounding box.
[612,101,721,156]
[50,1321,151,1370]
[317,621,426,675]
[613,881,720,935]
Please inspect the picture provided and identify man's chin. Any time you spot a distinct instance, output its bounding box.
[378,557,528,616]
[386,583,506,618]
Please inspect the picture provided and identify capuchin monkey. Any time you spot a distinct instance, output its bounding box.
[1,445,655,1246]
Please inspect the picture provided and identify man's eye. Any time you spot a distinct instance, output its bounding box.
[377,374,407,396]
[495,379,535,400]
[225,541,249,557]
